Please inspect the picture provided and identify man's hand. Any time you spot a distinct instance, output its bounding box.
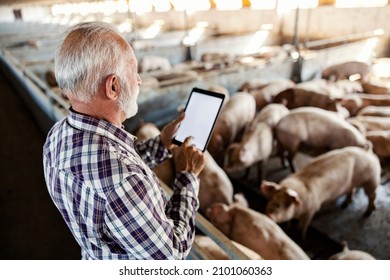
[173,137,206,176]
[160,112,185,150]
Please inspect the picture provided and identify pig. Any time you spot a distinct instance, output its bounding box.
[355,93,390,107]
[133,122,175,186]
[261,146,381,238]
[208,92,256,165]
[232,192,250,208]
[291,78,362,98]
[194,235,263,260]
[362,79,390,95]
[201,52,235,67]
[200,53,235,71]
[208,85,230,105]
[275,107,369,172]
[238,78,268,92]
[321,61,371,83]
[134,121,160,141]
[198,151,234,214]
[205,203,310,260]
[138,55,172,73]
[365,130,390,159]
[338,93,390,116]
[347,116,390,132]
[345,118,367,135]
[328,242,375,260]
[294,79,333,95]
[272,79,347,114]
[273,85,349,118]
[248,78,295,111]
[326,79,364,97]
[224,104,289,175]
[337,94,364,116]
[357,105,390,117]
[256,103,290,128]
[224,121,273,178]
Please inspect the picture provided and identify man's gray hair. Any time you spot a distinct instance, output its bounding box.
[55,21,128,102]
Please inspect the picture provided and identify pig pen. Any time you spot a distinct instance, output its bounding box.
[1,21,389,260]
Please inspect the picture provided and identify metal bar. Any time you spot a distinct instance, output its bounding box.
[188,242,214,260]
[302,29,384,49]
[1,47,70,111]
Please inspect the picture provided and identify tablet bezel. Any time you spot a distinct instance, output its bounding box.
[172,87,225,152]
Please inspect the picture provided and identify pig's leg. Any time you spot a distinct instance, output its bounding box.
[278,149,288,168]
[341,189,355,209]
[362,183,377,216]
[287,153,296,173]
[275,140,288,168]
[279,138,299,173]
[276,146,296,171]
[298,212,314,240]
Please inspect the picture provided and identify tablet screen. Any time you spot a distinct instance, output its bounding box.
[173,87,225,152]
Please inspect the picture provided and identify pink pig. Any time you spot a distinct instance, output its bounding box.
[261,146,380,238]
[205,203,310,260]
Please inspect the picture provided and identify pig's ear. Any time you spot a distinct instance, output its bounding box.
[260,180,280,197]
[286,188,302,206]
[233,193,249,207]
[281,97,288,107]
[221,207,233,223]
[213,203,232,224]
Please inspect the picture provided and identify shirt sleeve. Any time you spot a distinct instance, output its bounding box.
[135,135,171,169]
[104,168,199,260]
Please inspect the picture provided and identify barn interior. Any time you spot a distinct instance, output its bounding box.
[1,0,390,260]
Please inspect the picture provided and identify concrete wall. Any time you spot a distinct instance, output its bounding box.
[0,6,15,22]
[1,4,389,57]
[281,6,390,57]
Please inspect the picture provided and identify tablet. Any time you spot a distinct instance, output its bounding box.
[172,87,225,152]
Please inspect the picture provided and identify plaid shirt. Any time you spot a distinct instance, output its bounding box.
[43,109,199,260]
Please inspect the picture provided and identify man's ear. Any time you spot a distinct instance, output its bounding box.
[105,74,119,100]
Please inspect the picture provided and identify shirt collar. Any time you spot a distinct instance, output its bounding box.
[66,108,136,148]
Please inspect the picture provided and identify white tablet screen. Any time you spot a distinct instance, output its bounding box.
[173,88,225,151]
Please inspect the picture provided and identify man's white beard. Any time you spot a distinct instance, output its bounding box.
[118,81,139,119]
